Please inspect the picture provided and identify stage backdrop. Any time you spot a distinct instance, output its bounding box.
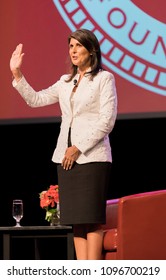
[1,0,166,123]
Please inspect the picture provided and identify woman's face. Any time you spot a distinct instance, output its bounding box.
[69,38,91,71]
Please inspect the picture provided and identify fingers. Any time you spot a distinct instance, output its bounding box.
[61,157,74,170]
[61,146,80,170]
[12,44,24,58]
[16,43,23,53]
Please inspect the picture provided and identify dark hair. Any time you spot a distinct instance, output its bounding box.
[66,29,103,82]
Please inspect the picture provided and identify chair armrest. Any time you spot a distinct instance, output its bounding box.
[102,199,119,256]
[102,199,119,230]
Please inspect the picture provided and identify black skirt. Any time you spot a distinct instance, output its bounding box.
[57,161,111,225]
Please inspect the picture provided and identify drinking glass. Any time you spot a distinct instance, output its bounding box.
[12,199,23,227]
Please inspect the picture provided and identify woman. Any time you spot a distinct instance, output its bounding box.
[10,29,117,260]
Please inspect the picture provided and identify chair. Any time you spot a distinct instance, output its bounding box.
[102,189,166,260]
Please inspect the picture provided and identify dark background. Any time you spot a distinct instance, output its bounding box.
[1,117,166,227]
[1,117,166,259]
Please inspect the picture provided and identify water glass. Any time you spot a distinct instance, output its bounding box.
[12,199,23,227]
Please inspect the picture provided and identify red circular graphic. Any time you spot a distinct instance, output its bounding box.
[53,0,166,113]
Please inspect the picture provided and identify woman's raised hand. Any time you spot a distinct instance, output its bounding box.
[10,43,24,82]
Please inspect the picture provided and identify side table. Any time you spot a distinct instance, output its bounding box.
[0,225,74,260]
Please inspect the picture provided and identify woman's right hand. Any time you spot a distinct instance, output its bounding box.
[62,145,81,170]
[10,43,24,82]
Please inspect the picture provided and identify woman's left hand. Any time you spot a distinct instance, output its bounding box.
[62,145,80,170]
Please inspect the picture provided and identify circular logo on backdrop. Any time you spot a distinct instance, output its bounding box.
[53,0,166,96]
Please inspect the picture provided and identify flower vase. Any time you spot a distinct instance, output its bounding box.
[50,203,60,226]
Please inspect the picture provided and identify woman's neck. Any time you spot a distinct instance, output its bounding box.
[77,66,91,77]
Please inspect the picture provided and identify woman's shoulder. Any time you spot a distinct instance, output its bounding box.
[99,69,115,78]
[59,74,70,82]
[96,69,115,82]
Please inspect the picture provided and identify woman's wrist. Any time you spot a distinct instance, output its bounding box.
[12,69,22,82]
[73,145,80,153]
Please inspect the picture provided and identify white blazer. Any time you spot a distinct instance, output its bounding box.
[13,70,117,164]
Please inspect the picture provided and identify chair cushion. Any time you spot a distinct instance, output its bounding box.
[103,228,117,251]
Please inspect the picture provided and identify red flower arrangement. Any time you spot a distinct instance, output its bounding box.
[39,184,59,222]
